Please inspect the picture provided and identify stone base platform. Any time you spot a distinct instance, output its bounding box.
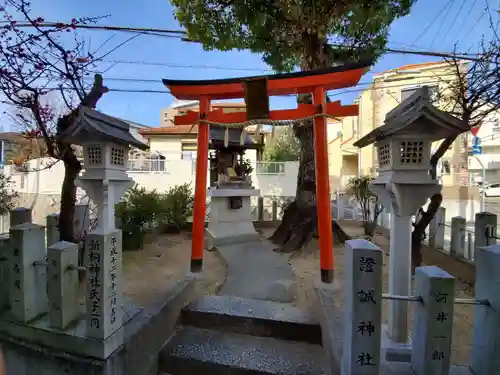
[205,188,260,249]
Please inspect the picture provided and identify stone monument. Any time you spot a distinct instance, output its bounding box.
[353,86,469,361]
[205,125,262,248]
[0,107,155,374]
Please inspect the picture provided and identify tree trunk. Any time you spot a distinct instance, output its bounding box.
[269,102,320,252]
[58,156,81,242]
[411,192,443,270]
[270,35,348,252]
[410,132,459,269]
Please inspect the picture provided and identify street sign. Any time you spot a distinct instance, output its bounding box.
[472,145,483,155]
[472,136,482,155]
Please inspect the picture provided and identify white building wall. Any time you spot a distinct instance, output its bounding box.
[5,157,299,199]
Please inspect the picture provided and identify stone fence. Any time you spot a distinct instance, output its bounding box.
[331,195,498,266]
[317,238,500,375]
[0,206,124,349]
[0,206,197,375]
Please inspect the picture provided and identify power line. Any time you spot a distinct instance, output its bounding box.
[2,21,484,61]
[439,0,468,49]
[455,0,480,42]
[410,0,455,46]
[41,72,460,97]
[101,59,272,72]
[430,0,455,48]
[1,22,186,37]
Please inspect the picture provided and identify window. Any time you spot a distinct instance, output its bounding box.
[401,85,439,103]
[182,151,194,160]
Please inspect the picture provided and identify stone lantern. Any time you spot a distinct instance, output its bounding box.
[354,86,469,360]
[59,107,149,233]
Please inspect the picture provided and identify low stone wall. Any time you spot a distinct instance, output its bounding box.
[375,225,476,286]
[315,239,487,375]
[1,275,199,375]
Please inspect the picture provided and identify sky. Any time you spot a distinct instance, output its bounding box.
[3,0,499,131]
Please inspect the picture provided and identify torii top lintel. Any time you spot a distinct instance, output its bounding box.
[163,61,371,101]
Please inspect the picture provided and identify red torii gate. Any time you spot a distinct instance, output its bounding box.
[163,61,370,283]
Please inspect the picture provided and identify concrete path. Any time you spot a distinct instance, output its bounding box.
[216,239,297,303]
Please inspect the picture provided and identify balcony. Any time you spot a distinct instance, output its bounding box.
[127,158,168,173]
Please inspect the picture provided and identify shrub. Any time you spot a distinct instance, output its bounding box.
[0,173,18,215]
[115,183,194,250]
[346,175,382,237]
[161,183,194,232]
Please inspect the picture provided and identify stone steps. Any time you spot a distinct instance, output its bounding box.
[158,295,327,375]
[180,295,322,345]
[159,326,327,375]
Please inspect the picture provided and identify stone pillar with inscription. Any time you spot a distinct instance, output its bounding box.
[73,203,90,239]
[450,216,466,258]
[10,207,32,227]
[475,212,497,250]
[471,244,500,375]
[411,266,455,375]
[342,239,383,375]
[47,241,80,329]
[46,213,60,248]
[9,223,48,322]
[85,231,123,340]
[429,207,446,249]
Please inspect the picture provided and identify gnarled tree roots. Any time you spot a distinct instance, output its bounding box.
[269,201,350,253]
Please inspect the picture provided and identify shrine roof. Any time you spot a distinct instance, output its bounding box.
[354,88,469,148]
[209,125,261,149]
[163,60,372,100]
[59,107,149,150]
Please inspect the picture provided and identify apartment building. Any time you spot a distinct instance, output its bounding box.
[328,60,470,190]
[468,109,500,184]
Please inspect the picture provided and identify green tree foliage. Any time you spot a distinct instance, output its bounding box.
[263,128,300,162]
[115,184,194,250]
[171,0,415,71]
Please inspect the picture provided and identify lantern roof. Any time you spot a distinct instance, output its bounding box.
[59,107,149,150]
[354,87,469,149]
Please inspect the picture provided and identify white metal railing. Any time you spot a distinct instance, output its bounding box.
[127,158,168,172]
[253,161,285,175]
[83,158,289,175]
[189,160,286,175]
